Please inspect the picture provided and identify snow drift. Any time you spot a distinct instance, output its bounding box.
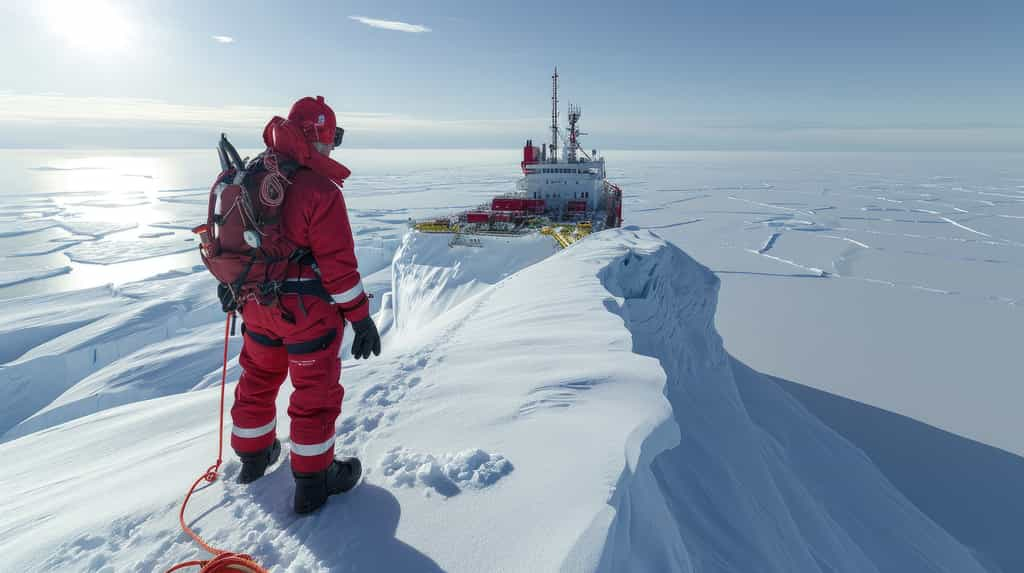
[0,228,994,571]
[589,230,988,572]
[0,271,229,441]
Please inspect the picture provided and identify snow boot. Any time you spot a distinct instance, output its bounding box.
[236,438,281,484]
[293,458,362,514]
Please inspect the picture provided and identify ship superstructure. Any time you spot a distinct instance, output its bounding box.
[518,69,610,218]
[413,68,623,249]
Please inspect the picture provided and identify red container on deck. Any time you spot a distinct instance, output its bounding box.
[567,200,587,212]
[492,198,527,212]
[525,199,546,213]
[466,212,490,224]
[494,213,512,223]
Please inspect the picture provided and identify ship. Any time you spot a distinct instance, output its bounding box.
[413,68,623,249]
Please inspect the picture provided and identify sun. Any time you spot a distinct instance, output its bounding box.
[44,0,135,54]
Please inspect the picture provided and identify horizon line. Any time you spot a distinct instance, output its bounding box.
[3,146,1024,154]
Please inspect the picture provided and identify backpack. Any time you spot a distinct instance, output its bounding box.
[193,133,309,309]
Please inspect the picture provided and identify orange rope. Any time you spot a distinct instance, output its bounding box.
[165,312,269,573]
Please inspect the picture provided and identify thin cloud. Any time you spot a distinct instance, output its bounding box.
[0,94,276,129]
[211,35,234,44]
[349,16,431,33]
[5,93,1018,151]
[0,93,530,134]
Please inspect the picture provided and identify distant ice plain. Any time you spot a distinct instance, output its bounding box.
[0,148,1020,456]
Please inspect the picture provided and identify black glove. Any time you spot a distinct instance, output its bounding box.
[217,283,238,313]
[350,316,381,360]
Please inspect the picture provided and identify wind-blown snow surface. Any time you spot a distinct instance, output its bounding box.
[0,229,993,572]
[2,149,1021,459]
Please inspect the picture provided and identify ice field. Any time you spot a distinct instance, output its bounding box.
[0,149,1021,571]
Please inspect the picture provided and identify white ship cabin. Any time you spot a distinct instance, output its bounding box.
[519,140,607,215]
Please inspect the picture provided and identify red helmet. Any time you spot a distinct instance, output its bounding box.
[287,96,343,147]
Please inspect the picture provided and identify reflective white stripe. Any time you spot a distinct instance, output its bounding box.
[290,437,335,457]
[232,418,276,439]
[331,281,364,305]
[285,277,318,282]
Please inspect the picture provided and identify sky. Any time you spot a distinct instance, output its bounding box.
[0,0,1022,150]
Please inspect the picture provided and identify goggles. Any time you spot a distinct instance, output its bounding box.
[307,123,345,149]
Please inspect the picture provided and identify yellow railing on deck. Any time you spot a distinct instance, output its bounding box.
[415,219,590,249]
[414,222,458,233]
[542,222,591,250]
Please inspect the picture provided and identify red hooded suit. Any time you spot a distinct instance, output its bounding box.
[229,97,369,473]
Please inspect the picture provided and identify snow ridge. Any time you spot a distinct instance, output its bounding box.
[584,229,989,573]
[0,227,999,572]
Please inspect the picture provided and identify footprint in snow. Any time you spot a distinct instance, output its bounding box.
[379,447,514,498]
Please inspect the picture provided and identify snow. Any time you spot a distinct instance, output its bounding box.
[0,264,71,287]
[10,235,84,257]
[777,376,1024,573]
[0,149,1021,572]
[390,231,556,337]
[379,447,514,495]
[65,235,197,264]
[0,219,59,237]
[0,271,223,439]
[4,322,232,441]
[0,285,127,363]
[57,220,139,238]
[0,226,1006,572]
[611,151,1024,458]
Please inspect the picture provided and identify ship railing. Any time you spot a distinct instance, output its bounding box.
[540,222,593,250]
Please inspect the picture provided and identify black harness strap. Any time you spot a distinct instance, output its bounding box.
[279,279,333,302]
[241,323,283,347]
[290,249,317,267]
[286,329,337,355]
[230,255,258,301]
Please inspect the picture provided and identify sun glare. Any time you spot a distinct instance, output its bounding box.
[45,0,134,54]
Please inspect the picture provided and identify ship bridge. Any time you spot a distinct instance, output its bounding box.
[519,156,607,214]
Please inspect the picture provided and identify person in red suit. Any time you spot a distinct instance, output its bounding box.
[221,96,381,514]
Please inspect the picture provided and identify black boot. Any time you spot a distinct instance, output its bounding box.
[293,458,362,514]
[236,439,281,484]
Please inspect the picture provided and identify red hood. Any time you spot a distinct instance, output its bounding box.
[262,116,351,186]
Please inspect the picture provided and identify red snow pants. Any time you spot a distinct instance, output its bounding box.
[230,293,345,473]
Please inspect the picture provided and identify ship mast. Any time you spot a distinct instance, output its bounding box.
[567,103,581,163]
[550,68,559,163]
